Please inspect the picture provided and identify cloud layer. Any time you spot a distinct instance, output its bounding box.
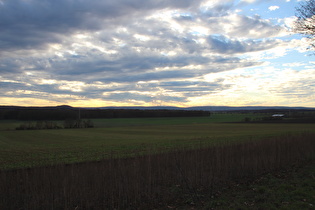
[0,0,313,107]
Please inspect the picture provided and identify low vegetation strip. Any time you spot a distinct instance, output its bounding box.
[0,132,314,209]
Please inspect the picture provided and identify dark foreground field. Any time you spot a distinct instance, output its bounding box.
[1,132,314,209]
[204,160,315,209]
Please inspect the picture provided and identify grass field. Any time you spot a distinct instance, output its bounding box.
[0,114,314,170]
[0,114,314,209]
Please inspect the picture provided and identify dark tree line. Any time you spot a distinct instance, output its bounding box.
[79,109,210,119]
[0,106,210,121]
[0,108,77,121]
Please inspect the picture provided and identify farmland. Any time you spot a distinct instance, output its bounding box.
[0,112,314,209]
[0,113,314,170]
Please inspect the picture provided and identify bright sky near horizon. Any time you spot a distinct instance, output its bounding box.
[0,0,314,108]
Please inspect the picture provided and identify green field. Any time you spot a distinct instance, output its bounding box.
[0,114,314,170]
[1,114,315,209]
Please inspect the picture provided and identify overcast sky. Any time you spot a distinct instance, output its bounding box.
[0,0,314,107]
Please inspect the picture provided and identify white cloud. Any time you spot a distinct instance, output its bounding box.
[239,0,257,4]
[282,62,304,67]
[268,6,280,11]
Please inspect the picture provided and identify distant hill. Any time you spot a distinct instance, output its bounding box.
[0,105,74,110]
[185,106,315,111]
[99,106,315,112]
[100,106,181,110]
[1,105,314,112]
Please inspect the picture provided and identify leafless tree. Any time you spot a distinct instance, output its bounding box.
[294,0,315,51]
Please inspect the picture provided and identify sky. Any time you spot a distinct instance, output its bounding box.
[0,0,314,108]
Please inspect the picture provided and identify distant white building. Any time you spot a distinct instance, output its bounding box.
[272,114,285,118]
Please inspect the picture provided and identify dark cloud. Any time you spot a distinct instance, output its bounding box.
[0,81,26,92]
[103,91,187,103]
[201,12,282,39]
[51,54,259,83]
[200,2,235,17]
[173,12,195,21]
[226,15,282,38]
[0,0,203,50]
[158,80,231,96]
[0,59,23,74]
[38,53,214,77]
[207,35,281,54]
[87,79,231,102]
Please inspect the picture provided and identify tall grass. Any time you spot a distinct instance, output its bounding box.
[0,132,314,209]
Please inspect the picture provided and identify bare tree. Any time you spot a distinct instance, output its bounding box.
[294,0,315,51]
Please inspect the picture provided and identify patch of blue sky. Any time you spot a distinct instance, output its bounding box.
[262,50,311,71]
[172,11,194,20]
[238,0,299,20]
